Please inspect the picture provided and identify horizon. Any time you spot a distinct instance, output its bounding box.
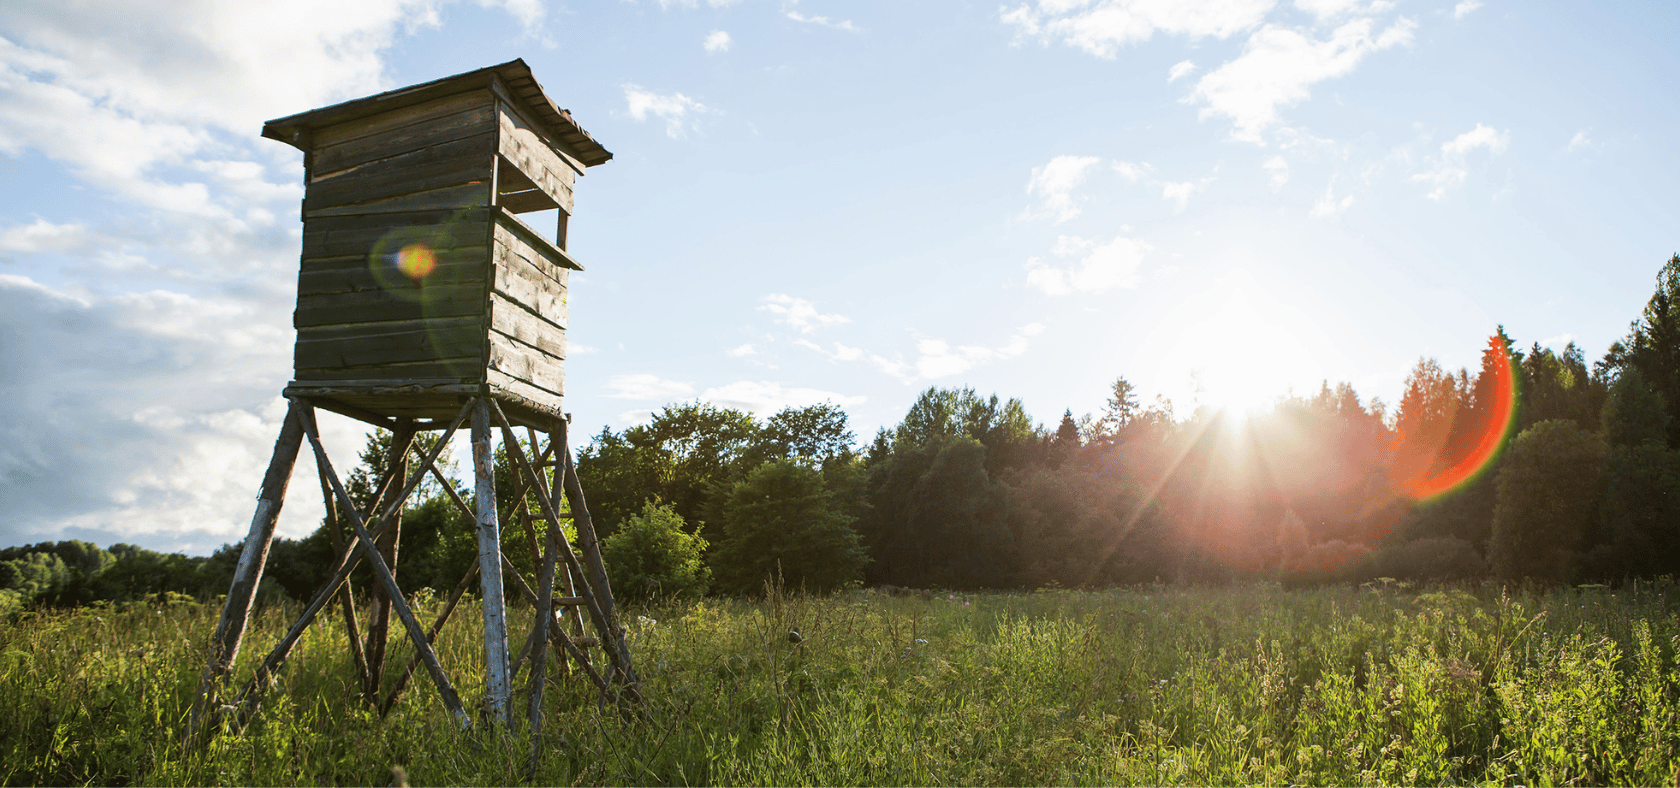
[1,0,1676,555]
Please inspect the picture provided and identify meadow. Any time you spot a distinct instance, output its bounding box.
[2,579,1678,786]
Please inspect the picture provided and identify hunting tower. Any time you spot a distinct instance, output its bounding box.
[193,62,640,756]
[265,58,610,427]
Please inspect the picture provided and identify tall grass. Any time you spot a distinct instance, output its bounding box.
[2,579,1677,785]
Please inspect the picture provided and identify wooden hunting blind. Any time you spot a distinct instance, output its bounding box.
[193,61,641,757]
[264,58,611,428]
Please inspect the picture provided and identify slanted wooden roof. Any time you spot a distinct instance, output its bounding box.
[263,59,612,167]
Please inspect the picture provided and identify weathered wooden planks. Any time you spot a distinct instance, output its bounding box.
[305,132,496,214]
[497,102,576,213]
[313,93,496,174]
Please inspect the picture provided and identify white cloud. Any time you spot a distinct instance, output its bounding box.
[603,373,696,400]
[908,323,1044,380]
[1409,123,1510,200]
[1002,0,1276,58]
[1025,234,1149,295]
[1168,60,1197,82]
[726,343,758,357]
[478,0,545,29]
[699,381,866,415]
[1453,0,1482,19]
[1310,175,1355,216]
[1113,160,1152,182]
[0,275,360,552]
[623,84,710,139]
[1567,130,1592,152]
[1263,155,1289,190]
[795,339,867,363]
[1294,0,1394,21]
[760,294,850,333]
[569,343,600,355]
[1160,178,1211,213]
[0,218,103,254]
[1189,16,1416,143]
[1024,155,1102,223]
[659,0,743,8]
[787,11,861,32]
[704,30,732,52]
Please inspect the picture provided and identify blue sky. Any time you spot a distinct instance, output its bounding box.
[1,0,1676,553]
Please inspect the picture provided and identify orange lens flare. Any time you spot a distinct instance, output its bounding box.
[1398,335,1517,500]
[396,243,437,280]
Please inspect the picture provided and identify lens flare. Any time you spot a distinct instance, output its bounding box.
[1398,334,1518,500]
[396,243,437,280]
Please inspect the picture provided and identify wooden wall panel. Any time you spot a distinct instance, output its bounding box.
[314,104,496,176]
[486,340,564,397]
[295,315,484,370]
[304,182,492,219]
[312,90,493,151]
[304,132,495,214]
[497,104,575,214]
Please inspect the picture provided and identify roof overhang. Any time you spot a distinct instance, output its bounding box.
[262,59,611,167]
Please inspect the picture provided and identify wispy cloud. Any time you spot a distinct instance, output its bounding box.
[1113,160,1153,182]
[658,0,742,8]
[604,373,696,400]
[1168,60,1197,82]
[623,84,710,138]
[1025,235,1149,295]
[1189,16,1416,143]
[1160,177,1214,213]
[1452,0,1482,19]
[1567,130,1592,153]
[1002,0,1275,58]
[704,30,732,52]
[1263,156,1289,190]
[1023,155,1102,223]
[1310,175,1356,217]
[726,343,757,357]
[1409,123,1509,200]
[787,11,860,32]
[760,294,850,333]
[1294,0,1396,21]
[700,381,865,415]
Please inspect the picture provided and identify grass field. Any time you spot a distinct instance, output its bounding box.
[2,579,1678,786]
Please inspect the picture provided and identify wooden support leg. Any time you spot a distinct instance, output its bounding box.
[472,399,513,726]
[188,399,306,739]
[299,402,469,726]
[554,420,641,695]
[381,556,481,717]
[366,419,416,700]
[318,461,370,694]
[526,427,561,758]
[220,399,473,732]
[487,401,639,703]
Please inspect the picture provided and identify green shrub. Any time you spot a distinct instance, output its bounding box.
[601,500,710,601]
[1366,537,1487,583]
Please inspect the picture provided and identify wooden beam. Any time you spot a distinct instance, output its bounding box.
[472,399,513,726]
[318,461,370,696]
[189,399,306,741]
[300,403,469,726]
[365,419,416,700]
[227,399,474,728]
[380,555,481,718]
[488,401,639,700]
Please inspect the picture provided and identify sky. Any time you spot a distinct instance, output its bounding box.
[1,0,1676,554]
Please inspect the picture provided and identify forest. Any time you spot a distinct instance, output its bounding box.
[5,254,1680,612]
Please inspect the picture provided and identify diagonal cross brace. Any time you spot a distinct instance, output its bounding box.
[298,402,469,724]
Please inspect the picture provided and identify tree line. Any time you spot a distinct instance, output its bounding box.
[5,254,1679,611]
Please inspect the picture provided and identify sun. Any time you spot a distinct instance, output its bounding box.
[1164,267,1341,418]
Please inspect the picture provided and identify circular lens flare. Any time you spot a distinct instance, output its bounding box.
[1398,334,1518,500]
[396,243,437,280]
